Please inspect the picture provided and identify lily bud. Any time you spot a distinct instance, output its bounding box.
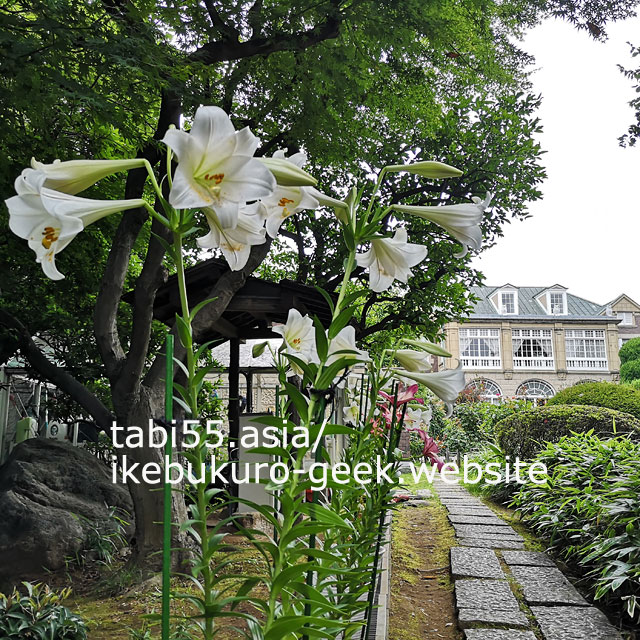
[402,338,452,358]
[385,161,463,179]
[259,157,318,187]
[31,158,147,195]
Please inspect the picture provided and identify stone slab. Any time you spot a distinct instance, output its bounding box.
[454,524,522,538]
[451,547,504,579]
[455,579,520,611]
[457,608,529,629]
[501,550,556,567]
[464,631,537,640]
[510,565,587,606]
[458,537,525,550]
[415,489,432,499]
[445,506,497,516]
[531,606,623,640]
[440,500,486,508]
[448,514,510,526]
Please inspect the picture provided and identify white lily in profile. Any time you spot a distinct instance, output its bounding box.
[30,157,146,194]
[197,203,266,271]
[162,106,275,228]
[343,402,360,425]
[394,349,433,372]
[259,150,319,238]
[355,227,428,292]
[405,405,432,429]
[394,363,466,417]
[6,169,145,280]
[272,309,319,373]
[327,326,369,366]
[392,192,492,258]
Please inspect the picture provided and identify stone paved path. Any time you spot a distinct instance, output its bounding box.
[432,478,624,640]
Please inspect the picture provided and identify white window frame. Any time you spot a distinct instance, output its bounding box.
[500,290,518,315]
[512,328,555,370]
[616,312,633,326]
[465,379,503,404]
[459,328,502,369]
[516,379,555,405]
[549,291,567,315]
[565,329,608,370]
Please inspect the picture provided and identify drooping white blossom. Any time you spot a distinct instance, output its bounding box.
[259,150,319,238]
[355,228,428,292]
[162,106,275,228]
[6,169,144,280]
[392,192,492,258]
[197,203,267,271]
[394,349,433,373]
[394,364,466,417]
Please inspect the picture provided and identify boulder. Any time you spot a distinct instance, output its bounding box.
[0,438,133,583]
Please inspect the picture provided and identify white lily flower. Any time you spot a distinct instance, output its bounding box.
[394,364,466,417]
[258,156,317,186]
[355,227,428,293]
[162,106,275,228]
[394,349,433,372]
[197,203,266,271]
[392,192,493,258]
[30,157,145,195]
[405,406,432,429]
[327,326,369,366]
[260,150,319,238]
[272,309,319,371]
[6,169,144,280]
[343,402,360,425]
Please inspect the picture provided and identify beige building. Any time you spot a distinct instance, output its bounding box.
[443,285,630,403]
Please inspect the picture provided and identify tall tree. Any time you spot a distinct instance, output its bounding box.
[1,0,637,567]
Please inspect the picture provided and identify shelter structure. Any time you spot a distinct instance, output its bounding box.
[149,258,334,455]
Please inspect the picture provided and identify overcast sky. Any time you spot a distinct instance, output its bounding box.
[471,16,640,306]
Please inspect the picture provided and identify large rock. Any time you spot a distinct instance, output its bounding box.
[0,438,133,582]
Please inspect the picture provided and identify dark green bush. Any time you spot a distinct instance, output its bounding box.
[621,359,640,384]
[495,404,640,460]
[546,381,640,419]
[513,433,640,621]
[620,337,640,365]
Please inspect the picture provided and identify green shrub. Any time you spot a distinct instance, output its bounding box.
[546,381,640,419]
[621,359,640,384]
[624,379,640,392]
[513,433,640,621]
[0,582,88,639]
[495,404,640,460]
[620,337,640,365]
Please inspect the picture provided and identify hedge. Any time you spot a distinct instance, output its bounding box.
[495,404,640,460]
[546,381,640,419]
[619,337,640,365]
[621,360,640,384]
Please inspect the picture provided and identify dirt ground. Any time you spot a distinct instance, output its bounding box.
[388,501,462,640]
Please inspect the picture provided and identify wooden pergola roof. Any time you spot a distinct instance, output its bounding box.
[150,258,333,341]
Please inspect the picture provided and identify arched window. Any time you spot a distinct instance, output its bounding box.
[516,379,555,405]
[574,379,597,386]
[464,379,503,404]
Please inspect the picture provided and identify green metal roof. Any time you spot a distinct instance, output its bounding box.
[466,286,607,321]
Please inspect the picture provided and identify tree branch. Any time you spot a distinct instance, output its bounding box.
[93,90,180,381]
[0,309,113,429]
[191,8,342,64]
[202,0,240,41]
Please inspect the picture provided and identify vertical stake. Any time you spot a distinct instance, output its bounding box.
[162,333,174,640]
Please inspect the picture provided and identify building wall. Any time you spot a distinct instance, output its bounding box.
[445,320,621,400]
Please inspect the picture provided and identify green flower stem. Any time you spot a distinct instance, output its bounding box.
[172,223,215,640]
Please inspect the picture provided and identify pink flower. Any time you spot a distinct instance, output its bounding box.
[378,382,424,406]
[407,427,445,471]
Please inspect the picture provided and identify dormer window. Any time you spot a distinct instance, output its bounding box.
[500,292,516,314]
[550,292,565,315]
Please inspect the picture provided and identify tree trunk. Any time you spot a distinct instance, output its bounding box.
[116,384,193,572]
